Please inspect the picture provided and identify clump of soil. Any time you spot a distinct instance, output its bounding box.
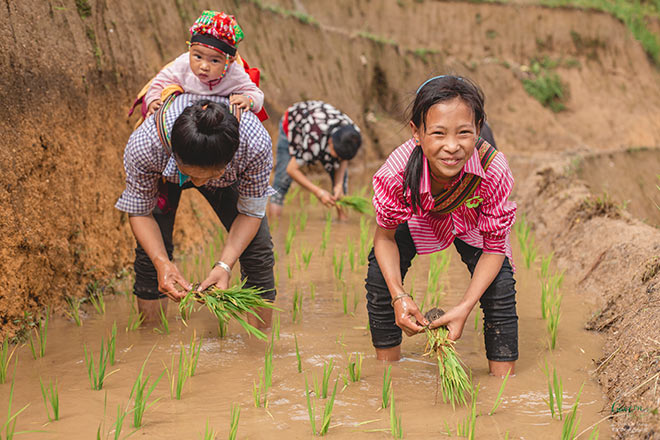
[424,307,445,324]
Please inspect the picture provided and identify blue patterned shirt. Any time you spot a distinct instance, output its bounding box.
[115,94,274,217]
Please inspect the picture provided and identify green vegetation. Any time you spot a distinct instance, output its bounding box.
[0,340,16,384]
[522,58,566,112]
[166,344,190,400]
[320,359,334,399]
[155,305,169,335]
[424,326,471,408]
[389,389,403,438]
[201,419,217,440]
[381,365,392,409]
[65,297,83,326]
[544,362,564,420]
[88,286,106,315]
[321,212,332,255]
[107,322,117,366]
[229,404,241,440]
[39,377,59,422]
[514,214,537,268]
[358,31,397,46]
[84,340,111,390]
[129,353,163,428]
[561,384,584,439]
[347,353,363,382]
[292,287,303,323]
[3,371,30,440]
[28,308,50,359]
[295,334,303,373]
[456,385,479,440]
[335,195,372,214]
[488,368,511,415]
[179,283,278,340]
[75,0,91,18]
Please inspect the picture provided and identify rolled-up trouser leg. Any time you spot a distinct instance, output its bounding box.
[198,185,276,301]
[453,238,519,362]
[365,223,418,349]
[133,182,183,300]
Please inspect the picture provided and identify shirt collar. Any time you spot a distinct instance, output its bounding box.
[418,139,487,195]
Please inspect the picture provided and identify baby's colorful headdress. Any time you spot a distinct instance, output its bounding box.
[189,10,244,56]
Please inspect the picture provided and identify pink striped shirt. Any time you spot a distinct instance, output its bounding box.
[372,139,516,263]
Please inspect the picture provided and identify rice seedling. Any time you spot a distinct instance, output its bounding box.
[358,216,371,266]
[561,384,584,440]
[333,250,345,281]
[155,304,170,335]
[341,286,348,315]
[129,351,164,428]
[456,384,479,439]
[546,290,563,350]
[292,288,303,323]
[186,330,203,377]
[540,252,554,280]
[253,378,263,408]
[0,340,17,384]
[111,401,129,440]
[107,321,117,366]
[320,211,332,255]
[284,185,300,205]
[126,300,145,332]
[228,404,240,440]
[382,365,392,409]
[285,217,296,255]
[347,353,363,382]
[424,324,471,408]
[4,369,30,440]
[262,343,274,405]
[335,195,372,214]
[321,359,334,399]
[347,239,355,271]
[272,312,281,341]
[319,379,339,435]
[310,283,316,300]
[294,334,302,373]
[287,262,293,279]
[201,419,217,439]
[165,344,190,400]
[89,289,106,315]
[541,271,564,320]
[65,297,83,326]
[488,368,511,415]
[29,308,49,359]
[302,247,313,269]
[84,339,111,390]
[389,389,403,439]
[299,210,308,232]
[304,376,317,435]
[179,283,278,340]
[352,290,360,312]
[39,377,59,422]
[544,362,564,420]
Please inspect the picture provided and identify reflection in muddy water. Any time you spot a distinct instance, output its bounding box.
[0,192,611,439]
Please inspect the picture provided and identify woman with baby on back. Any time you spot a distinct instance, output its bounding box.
[366,75,518,377]
[130,10,265,121]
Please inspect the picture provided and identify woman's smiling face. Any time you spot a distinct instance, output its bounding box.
[411,97,479,184]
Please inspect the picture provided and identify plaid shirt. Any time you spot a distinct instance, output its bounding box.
[115,94,274,217]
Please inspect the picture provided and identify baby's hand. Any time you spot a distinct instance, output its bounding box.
[229,94,251,110]
[146,99,162,117]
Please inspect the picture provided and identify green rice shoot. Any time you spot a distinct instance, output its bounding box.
[129,349,163,428]
[544,362,564,420]
[335,195,372,214]
[107,321,117,366]
[29,308,50,359]
[228,404,240,440]
[4,362,30,440]
[561,383,584,440]
[39,377,59,422]
[84,339,111,391]
[389,389,403,439]
[321,359,334,399]
[201,419,217,440]
[294,334,303,373]
[424,326,471,408]
[0,340,17,384]
[179,282,278,341]
[155,304,169,335]
[382,365,392,409]
[488,368,511,415]
[65,297,83,326]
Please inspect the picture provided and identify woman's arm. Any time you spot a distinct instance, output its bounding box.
[286,158,335,207]
[332,160,349,199]
[129,214,191,300]
[430,252,505,340]
[374,226,428,336]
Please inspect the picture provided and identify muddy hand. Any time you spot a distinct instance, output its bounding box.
[199,265,231,292]
[429,303,471,341]
[158,261,190,302]
[394,296,428,336]
[317,189,335,208]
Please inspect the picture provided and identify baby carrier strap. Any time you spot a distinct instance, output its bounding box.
[431,138,498,215]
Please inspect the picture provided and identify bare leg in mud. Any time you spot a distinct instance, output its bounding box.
[137,298,169,324]
[376,345,515,377]
[248,306,273,330]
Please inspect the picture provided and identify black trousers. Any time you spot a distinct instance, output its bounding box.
[133,181,276,301]
[365,223,518,362]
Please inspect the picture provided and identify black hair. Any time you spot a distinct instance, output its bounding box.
[402,76,486,213]
[331,125,362,160]
[170,100,239,168]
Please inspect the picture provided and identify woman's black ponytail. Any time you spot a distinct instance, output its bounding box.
[402,76,486,213]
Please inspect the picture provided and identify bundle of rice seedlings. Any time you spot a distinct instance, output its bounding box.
[179,282,278,340]
[335,195,372,214]
[423,308,472,408]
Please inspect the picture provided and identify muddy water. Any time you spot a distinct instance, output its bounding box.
[0,193,611,439]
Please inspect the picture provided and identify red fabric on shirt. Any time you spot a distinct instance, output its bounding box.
[372,139,517,265]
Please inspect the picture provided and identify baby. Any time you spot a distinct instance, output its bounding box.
[144,10,264,117]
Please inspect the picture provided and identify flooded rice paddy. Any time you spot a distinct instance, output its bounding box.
[0,190,612,439]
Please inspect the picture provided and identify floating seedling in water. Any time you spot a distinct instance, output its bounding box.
[382,365,392,409]
[39,377,59,422]
[29,308,50,359]
[423,308,471,408]
[65,297,83,326]
[179,282,278,340]
[335,195,372,214]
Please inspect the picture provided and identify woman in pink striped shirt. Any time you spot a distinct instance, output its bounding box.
[366,76,517,376]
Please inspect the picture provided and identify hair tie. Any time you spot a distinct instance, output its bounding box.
[201,104,208,110]
[416,75,463,94]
